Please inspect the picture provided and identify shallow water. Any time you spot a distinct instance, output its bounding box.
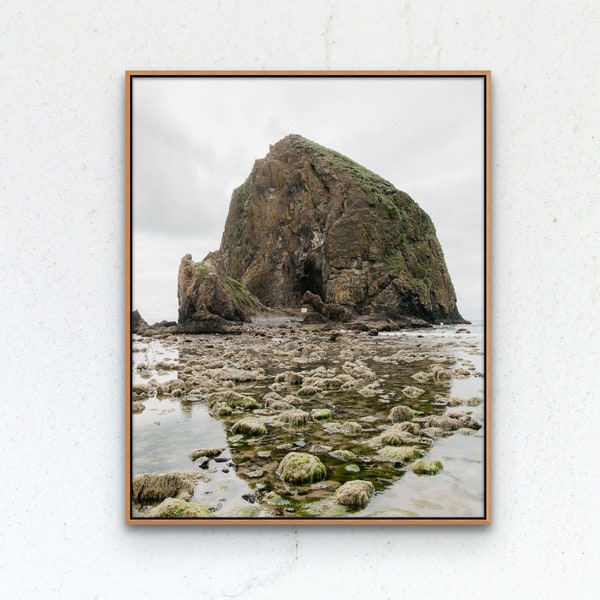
[131,322,486,519]
[131,338,265,517]
[360,323,485,518]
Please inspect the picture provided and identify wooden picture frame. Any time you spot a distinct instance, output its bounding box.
[126,71,491,525]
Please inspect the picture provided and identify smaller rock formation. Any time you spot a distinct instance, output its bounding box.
[177,254,262,325]
[300,291,353,322]
[131,310,148,334]
[230,417,267,436]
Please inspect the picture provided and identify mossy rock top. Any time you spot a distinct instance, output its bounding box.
[146,498,214,518]
[411,459,443,475]
[277,452,327,484]
[333,480,375,509]
[231,417,267,436]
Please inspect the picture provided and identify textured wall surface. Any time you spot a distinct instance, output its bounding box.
[1,1,598,598]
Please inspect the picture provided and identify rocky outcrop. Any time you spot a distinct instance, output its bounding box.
[177,254,262,323]
[300,290,353,322]
[179,134,466,324]
[131,310,148,333]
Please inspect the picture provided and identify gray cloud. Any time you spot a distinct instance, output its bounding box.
[132,76,485,322]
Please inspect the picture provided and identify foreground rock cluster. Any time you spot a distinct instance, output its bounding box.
[131,323,483,518]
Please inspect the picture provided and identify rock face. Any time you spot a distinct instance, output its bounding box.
[131,310,148,333]
[179,134,466,324]
[178,253,262,323]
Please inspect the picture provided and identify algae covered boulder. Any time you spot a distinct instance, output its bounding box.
[378,445,423,463]
[277,452,327,484]
[146,498,214,518]
[412,459,443,475]
[311,408,332,421]
[389,405,414,423]
[277,409,310,426]
[132,472,196,503]
[230,417,267,436]
[188,448,225,461]
[333,480,375,509]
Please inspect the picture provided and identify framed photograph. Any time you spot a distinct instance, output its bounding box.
[126,71,491,524]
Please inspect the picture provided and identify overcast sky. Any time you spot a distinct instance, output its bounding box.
[132,76,485,323]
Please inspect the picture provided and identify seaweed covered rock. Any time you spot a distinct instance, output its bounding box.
[277,452,327,484]
[146,498,214,518]
[378,445,423,463]
[188,448,225,461]
[214,135,466,323]
[132,401,146,414]
[333,480,375,509]
[389,405,415,423]
[132,472,196,503]
[230,417,267,436]
[412,459,443,475]
[277,409,310,426]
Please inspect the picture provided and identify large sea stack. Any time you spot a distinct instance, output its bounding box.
[178,134,466,325]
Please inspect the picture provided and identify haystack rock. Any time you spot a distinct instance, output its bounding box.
[178,134,466,325]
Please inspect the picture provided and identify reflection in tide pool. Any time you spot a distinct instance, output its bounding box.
[132,337,266,517]
[360,322,485,518]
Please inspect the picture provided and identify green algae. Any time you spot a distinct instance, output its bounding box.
[412,459,443,475]
[277,452,327,484]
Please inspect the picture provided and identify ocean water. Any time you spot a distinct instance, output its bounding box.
[357,321,486,518]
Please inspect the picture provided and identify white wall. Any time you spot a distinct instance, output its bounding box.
[1,2,598,598]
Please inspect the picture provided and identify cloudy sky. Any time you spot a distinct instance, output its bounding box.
[132,75,485,323]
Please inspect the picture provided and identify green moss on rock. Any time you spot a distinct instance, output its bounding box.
[412,459,443,475]
[389,405,414,423]
[311,408,332,421]
[231,417,267,436]
[333,480,375,509]
[132,472,195,503]
[147,498,214,518]
[378,445,423,463]
[277,452,327,484]
[277,409,310,426]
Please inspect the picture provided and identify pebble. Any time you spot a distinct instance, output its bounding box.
[246,469,265,478]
